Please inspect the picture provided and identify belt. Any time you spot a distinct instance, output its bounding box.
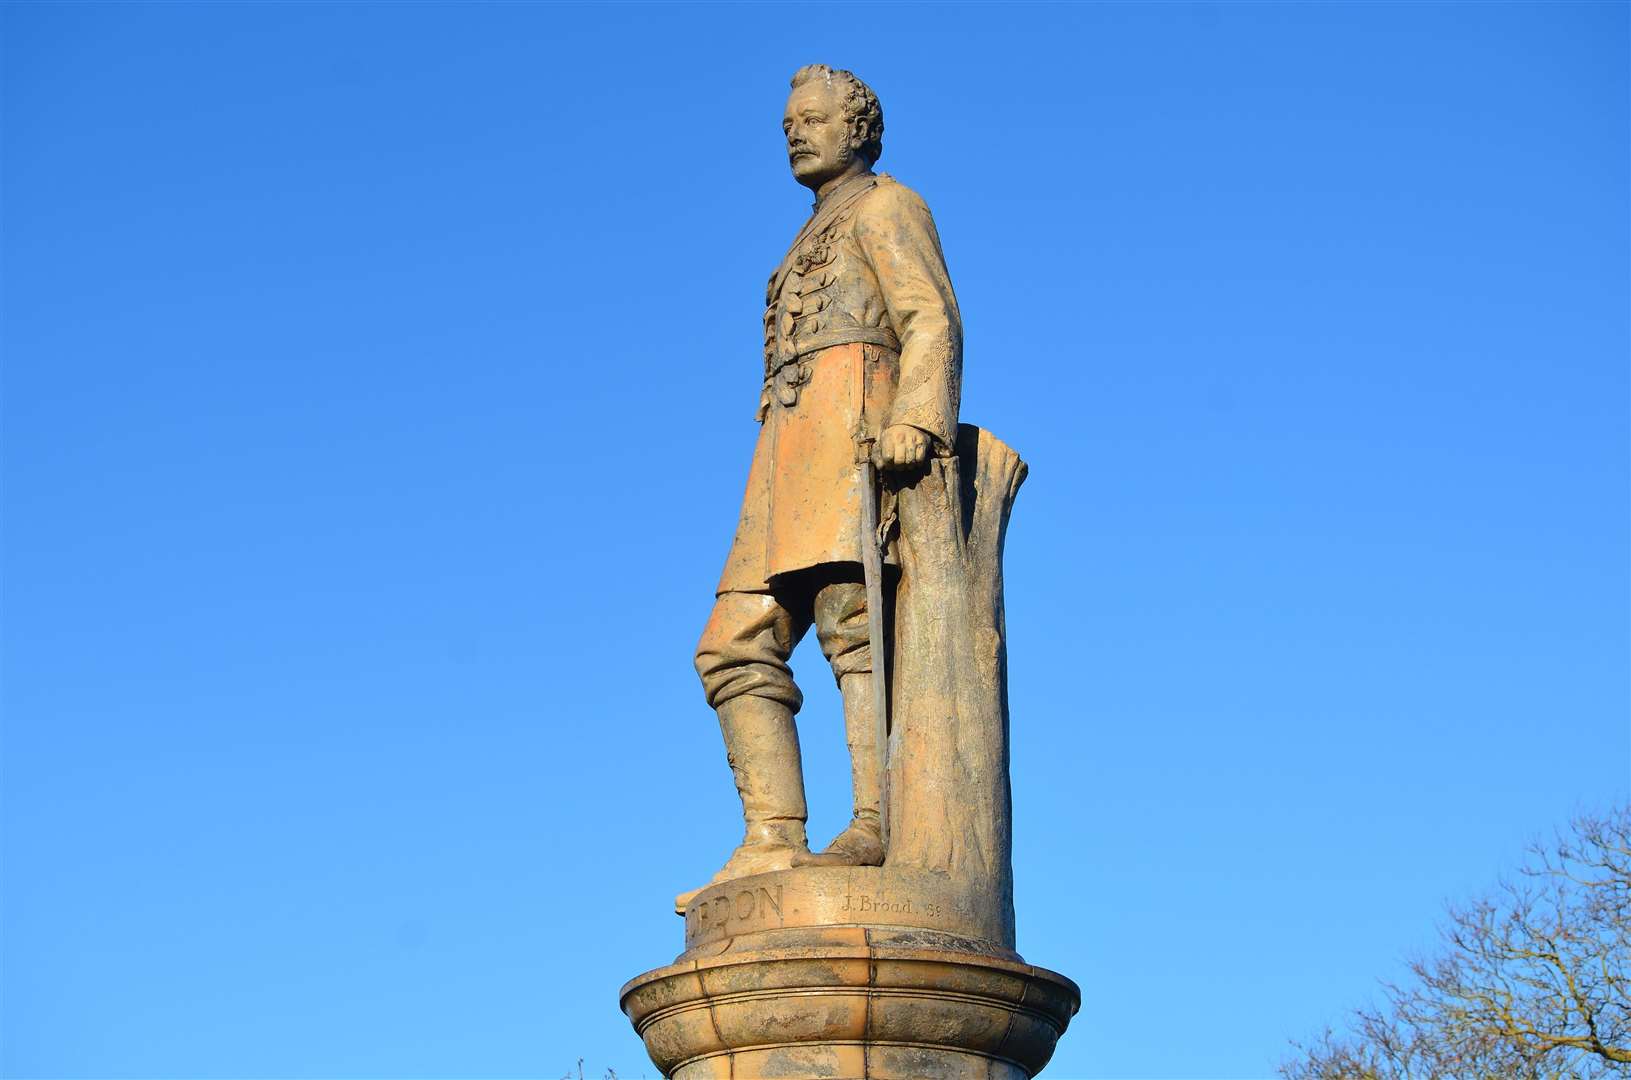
[760,332,902,415]
[768,326,901,374]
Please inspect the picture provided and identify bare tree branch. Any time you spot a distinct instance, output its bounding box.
[1281,805,1631,1079]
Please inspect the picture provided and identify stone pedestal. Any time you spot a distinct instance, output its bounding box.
[621,867,1079,1078]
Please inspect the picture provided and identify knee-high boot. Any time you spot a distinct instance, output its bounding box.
[675,694,811,913]
[794,671,885,867]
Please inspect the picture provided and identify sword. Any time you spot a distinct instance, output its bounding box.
[855,364,891,856]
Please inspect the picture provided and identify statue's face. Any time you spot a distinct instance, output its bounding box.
[783,80,857,190]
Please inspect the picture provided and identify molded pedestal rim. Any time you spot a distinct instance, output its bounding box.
[622,929,1079,1079]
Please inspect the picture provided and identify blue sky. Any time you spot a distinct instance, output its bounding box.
[3,3,1626,1078]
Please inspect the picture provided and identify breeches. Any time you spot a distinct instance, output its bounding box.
[695,567,872,712]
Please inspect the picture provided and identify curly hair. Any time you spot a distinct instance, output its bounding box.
[789,64,884,166]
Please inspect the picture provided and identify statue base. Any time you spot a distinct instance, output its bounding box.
[620,868,1079,1078]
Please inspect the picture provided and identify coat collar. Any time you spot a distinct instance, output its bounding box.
[811,169,877,214]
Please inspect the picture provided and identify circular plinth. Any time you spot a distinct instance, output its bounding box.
[681,865,1009,955]
[621,927,1079,1079]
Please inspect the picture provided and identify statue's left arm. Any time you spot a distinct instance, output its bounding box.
[854,182,963,450]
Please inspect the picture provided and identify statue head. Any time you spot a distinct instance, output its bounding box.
[784,65,884,192]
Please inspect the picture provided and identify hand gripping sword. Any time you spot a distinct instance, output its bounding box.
[854,355,890,855]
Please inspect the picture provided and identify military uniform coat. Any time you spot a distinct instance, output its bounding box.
[716,172,963,595]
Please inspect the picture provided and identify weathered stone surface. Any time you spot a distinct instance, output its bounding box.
[681,866,1012,956]
[622,933,1078,1080]
[885,423,1028,948]
[680,64,966,915]
[623,65,1078,1077]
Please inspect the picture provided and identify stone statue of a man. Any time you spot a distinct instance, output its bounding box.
[626,68,1074,1080]
[679,65,962,911]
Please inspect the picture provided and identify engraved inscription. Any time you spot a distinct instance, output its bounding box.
[840,890,940,919]
[685,884,785,939]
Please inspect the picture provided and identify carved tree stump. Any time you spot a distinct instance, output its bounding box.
[887,424,1027,949]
